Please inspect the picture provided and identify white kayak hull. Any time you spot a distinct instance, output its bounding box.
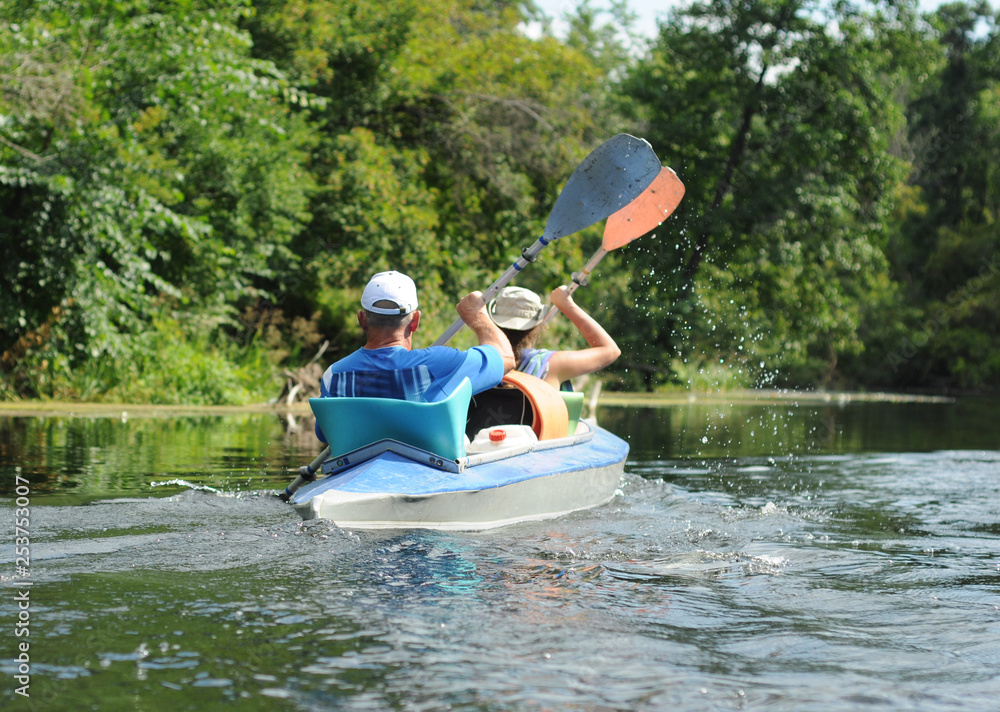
[290,421,628,531]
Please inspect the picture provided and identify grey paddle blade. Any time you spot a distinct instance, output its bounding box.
[542,134,661,241]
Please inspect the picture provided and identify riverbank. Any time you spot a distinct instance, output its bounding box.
[596,388,957,407]
[0,401,297,419]
[0,388,956,419]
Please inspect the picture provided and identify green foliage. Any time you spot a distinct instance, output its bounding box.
[2,0,1000,402]
[617,0,918,389]
[922,219,1000,389]
[899,1,999,285]
[875,1,1000,391]
[249,0,614,342]
[118,318,281,405]
[1,0,314,400]
[6,312,281,404]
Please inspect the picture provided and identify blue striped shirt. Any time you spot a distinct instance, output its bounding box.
[315,345,504,443]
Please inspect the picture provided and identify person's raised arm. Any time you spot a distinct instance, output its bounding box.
[456,291,516,373]
[544,285,621,386]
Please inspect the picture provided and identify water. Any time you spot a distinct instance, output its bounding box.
[2,397,999,711]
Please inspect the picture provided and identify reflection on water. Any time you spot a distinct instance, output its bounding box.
[599,396,999,458]
[1,397,999,711]
[0,410,315,503]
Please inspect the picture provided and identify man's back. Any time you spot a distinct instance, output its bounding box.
[320,344,502,403]
[312,270,514,445]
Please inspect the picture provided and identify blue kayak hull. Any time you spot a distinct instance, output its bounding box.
[290,423,629,530]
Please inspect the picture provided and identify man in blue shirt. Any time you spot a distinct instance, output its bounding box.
[316,271,514,444]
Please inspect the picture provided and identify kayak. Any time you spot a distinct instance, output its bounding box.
[288,371,629,530]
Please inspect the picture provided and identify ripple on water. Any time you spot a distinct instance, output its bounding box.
[4,411,1000,711]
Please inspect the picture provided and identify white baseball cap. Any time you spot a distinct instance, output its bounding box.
[361,271,418,315]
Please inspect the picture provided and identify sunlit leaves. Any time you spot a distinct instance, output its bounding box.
[251,0,614,341]
[0,0,314,398]
[3,0,998,401]
[617,0,914,388]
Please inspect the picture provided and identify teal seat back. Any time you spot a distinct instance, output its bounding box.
[560,391,585,436]
[310,378,472,461]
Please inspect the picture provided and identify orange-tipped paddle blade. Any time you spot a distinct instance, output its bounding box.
[602,166,685,250]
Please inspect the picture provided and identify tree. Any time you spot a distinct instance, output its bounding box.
[897,1,999,286]
[886,2,1000,391]
[0,0,315,401]
[617,0,919,388]
[246,0,620,357]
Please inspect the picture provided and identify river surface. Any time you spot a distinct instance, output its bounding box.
[1,395,999,711]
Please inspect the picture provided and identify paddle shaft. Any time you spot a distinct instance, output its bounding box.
[279,447,330,502]
[432,237,555,346]
[540,166,685,327]
[432,134,660,346]
[539,246,609,326]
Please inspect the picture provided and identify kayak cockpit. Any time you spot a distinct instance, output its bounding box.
[303,372,595,485]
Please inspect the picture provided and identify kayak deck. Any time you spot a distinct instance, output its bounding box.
[290,421,629,530]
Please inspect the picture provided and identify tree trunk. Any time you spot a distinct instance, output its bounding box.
[681,64,768,292]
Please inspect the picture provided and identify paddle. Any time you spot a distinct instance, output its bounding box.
[431,133,662,346]
[539,166,685,327]
[280,134,661,502]
[280,447,337,501]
